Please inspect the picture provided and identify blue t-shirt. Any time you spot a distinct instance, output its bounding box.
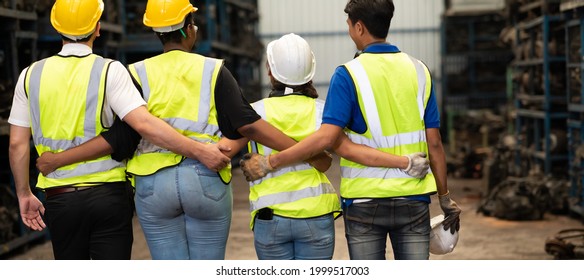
[324,43,438,204]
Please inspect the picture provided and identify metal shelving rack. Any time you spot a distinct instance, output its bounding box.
[510,0,568,177]
[440,9,513,155]
[0,4,38,134]
[562,0,584,218]
[0,1,49,258]
[441,13,511,111]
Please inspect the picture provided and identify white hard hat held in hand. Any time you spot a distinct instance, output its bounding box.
[429,214,459,255]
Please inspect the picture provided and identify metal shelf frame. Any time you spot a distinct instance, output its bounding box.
[563,2,584,217]
[511,12,568,176]
[440,12,513,152]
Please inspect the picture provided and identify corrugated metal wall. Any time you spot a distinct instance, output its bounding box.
[257,0,444,101]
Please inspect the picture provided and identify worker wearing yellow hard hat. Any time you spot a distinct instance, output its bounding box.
[35,0,319,260]
[32,0,432,261]
[12,0,231,259]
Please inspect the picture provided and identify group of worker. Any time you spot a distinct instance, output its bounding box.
[8,0,461,260]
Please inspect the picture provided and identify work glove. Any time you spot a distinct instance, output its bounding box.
[239,153,274,181]
[439,191,462,234]
[402,152,429,178]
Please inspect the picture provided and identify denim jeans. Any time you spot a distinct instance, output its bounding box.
[343,198,430,260]
[253,213,335,260]
[134,158,233,260]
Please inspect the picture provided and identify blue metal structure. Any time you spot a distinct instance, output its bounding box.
[441,13,511,111]
[0,2,49,258]
[562,0,584,218]
[510,1,568,177]
[440,10,513,153]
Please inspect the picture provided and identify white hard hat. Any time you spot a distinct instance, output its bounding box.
[429,214,459,255]
[266,33,316,86]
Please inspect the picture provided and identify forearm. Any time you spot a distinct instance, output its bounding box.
[55,136,113,167]
[427,128,448,195]
[218,137,249,158]
[124,106,202,158]
[239,119,332,171]
[305,151,332,172]
[270,124,341,169]
[9,126,31,197]
[333,133,409,169]
[123,106,230,170]
[238,119,297,151]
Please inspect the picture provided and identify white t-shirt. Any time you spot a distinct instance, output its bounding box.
[8,43,146,128]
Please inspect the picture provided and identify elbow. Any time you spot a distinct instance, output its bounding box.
[425,128,444,152]
[126,117,155,141]
[237,123,257,138]
[238,122,258,138]
[427,139,442,151]
[322,136,337,150]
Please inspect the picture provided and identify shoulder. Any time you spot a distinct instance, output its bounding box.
[105,59,127,71]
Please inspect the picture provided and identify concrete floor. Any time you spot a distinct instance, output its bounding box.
[6,155,584,260]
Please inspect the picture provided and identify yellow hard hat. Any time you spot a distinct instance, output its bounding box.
[50,0,104,39]
[143,0,198,32]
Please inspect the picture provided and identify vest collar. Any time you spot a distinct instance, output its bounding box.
[58,43,92,57]
[362,42,400,54]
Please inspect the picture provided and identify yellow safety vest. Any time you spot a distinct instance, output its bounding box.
[248,95,341,229]
[126,51,231,183]
[25,54,126,189]
[340,52,437,198]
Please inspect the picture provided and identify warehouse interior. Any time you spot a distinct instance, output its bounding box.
[2,0,584,260]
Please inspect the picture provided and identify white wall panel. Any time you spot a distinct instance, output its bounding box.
[257,0,444,101]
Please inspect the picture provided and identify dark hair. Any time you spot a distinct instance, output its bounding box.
[271,79,318,99]
[344,0,394,39]
[155,12,194,45]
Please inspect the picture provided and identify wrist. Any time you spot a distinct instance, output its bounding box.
[266,154,275,171]
[269,153,280,169]
[402,155,411,170]
[190,141,204,159]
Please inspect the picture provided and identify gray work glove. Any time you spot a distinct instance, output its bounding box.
[439,191,462,234]
[239,153,274,181]
[402,152,429,178]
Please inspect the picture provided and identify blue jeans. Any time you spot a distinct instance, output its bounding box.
[253,213,335,260]
[134,158,233,260]
[343,198,430,260]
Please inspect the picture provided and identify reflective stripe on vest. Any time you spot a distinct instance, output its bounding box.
[27,55,125,188]
[340,53,436,198]
[127,52,230,181]
[248,96,341,229]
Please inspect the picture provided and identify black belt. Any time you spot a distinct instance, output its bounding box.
[45,186,94,198]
